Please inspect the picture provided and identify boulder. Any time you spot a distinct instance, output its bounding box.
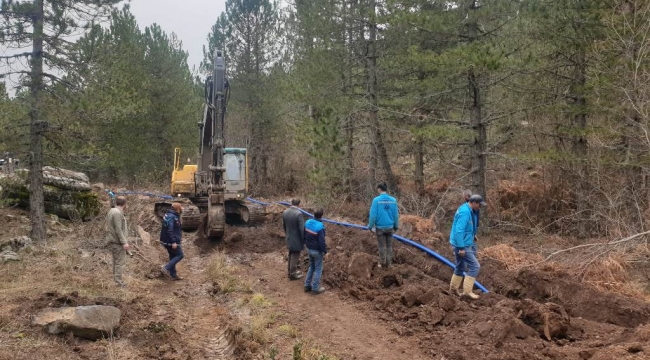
[1,251,21,263]
[348,253,374,279]
[137,226,152,245]
[32,305,121,340]
[0,236,32,252]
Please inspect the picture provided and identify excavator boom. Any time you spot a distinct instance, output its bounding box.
[155,50,265,237]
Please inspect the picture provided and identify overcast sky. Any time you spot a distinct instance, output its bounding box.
[128,0,226,72]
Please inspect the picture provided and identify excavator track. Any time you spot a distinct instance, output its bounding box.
[224,200,266,226]
[240,202,266,226]
[154,200,203,231]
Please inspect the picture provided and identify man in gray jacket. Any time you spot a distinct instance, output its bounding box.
[283,198,305,280]
[106,196,129,287]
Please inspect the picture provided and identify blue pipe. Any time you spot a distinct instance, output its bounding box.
[247,197,489,293]
[114,190,173,200]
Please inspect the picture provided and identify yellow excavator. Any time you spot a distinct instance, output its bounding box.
[155,50,265,237]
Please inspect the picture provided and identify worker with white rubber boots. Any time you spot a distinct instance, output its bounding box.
[449,194,486,299]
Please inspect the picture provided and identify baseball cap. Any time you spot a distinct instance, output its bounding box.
[468,194,487,206]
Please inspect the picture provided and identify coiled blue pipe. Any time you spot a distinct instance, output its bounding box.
[248,197,489,293]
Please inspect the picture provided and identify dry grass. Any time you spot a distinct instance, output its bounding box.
[481,242,650,300]
[244,313,276,345]
[277,324,299,338]
[481,244,544,270]
[206,251,249,294]
[292,340,340,360]
[249,293,272,308]
[580,252,649,300]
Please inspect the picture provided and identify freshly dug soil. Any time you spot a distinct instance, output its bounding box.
[220,215,650,360]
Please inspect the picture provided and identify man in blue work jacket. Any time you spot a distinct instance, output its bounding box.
[304,209,327,295]
[449,194,486,299]
[160,203,185,280]
[367,183,399,269]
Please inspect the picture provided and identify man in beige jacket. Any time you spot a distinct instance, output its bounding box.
[106,196,129,287]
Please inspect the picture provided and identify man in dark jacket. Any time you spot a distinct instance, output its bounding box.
[283,198,305,280]
[304,209,327,295]
[160,203,184,280]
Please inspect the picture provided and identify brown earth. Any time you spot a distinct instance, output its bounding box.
[1,196,649,360]
[222,209,650,360]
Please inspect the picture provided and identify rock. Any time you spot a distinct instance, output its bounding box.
[476,322,492,338]
[0,236,32,252]
[348,253,374,279]
[437,294,457,312]
[429,309,445,325]
[516,299,571,341]
[417,290,438,305]
[137,226,151,245]
[382,274,403,288]
[92,183,105,191]
[1,251,21,263]
[77,249,92,258]
[226,232,243,243]
[579,349,595,359]
[401,287,421,307]
[32,305,121,340]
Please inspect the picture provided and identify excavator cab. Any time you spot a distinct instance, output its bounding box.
[223,148,247,200]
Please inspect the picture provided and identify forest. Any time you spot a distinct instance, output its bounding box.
[2,0,650,241]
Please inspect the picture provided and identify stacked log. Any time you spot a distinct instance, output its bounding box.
[0,167,100,221]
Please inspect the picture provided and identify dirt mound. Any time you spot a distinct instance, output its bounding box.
[232,217,650,359]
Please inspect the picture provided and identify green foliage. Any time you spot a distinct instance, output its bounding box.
[51,6,202,184]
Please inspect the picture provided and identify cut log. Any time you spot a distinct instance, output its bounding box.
[42,174,91,191]
[42,166,90,183]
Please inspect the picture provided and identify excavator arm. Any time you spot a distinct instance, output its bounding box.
[195,50,229,239]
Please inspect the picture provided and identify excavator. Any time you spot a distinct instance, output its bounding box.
[155,50,265,238]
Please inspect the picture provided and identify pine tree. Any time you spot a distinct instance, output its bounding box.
[1,0,121,242]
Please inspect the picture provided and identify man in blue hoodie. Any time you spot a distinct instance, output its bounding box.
[449,194,486,299]
[367,183,399,269]
[160,203,185,280]
[304,209,327,295]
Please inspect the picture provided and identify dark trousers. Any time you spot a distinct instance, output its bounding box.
[376,229,394,267]
[288,250,301,277]
[164,245,184,277]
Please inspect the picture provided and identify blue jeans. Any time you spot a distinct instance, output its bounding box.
[164,245,184,277]
[453,245,480,277]
[304,248,324,290]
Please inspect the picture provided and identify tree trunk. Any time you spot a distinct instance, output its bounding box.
[414,130,425,196]
[469,67,487,199]
[29,0,46,242]
[572,46,589,238]
[365,0,398,194]
[466,1,487,200]
[344,0,356,197]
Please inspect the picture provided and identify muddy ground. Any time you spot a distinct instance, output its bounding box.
[220,210,650,360]
[1,197,649,359]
